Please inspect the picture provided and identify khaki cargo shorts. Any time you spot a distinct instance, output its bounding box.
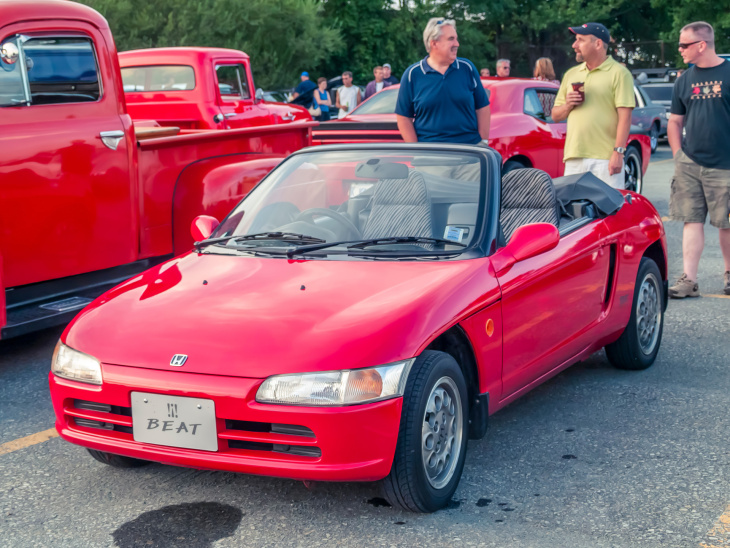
[669,149,730,229]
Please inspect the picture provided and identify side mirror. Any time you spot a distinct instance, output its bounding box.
[255,88,264,101]
[191,215,219,242]
[1,42,19,65]
[490,223,560,274]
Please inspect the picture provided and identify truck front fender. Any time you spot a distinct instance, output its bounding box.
[172,155,285,255]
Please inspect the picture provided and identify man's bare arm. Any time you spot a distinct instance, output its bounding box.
[609,107,633,176]
[667,114,684,156]
[396,115,418,142]
[477,106,491,141]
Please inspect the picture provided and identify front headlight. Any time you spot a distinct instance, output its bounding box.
[51,341,102,385]
[256,359,414,406]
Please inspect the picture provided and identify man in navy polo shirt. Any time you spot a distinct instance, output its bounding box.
[396,18,490,144]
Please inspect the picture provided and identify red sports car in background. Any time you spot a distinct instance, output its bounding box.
[49,143,666,512]
[313,79,650,192]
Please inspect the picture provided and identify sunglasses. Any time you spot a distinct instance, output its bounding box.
[678,40,703,50]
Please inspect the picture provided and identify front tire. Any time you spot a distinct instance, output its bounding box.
[87,449,150,468]
[605,257,664,370]
[624,146,643,194]
[381,351,469,513]
[503,160,525,175]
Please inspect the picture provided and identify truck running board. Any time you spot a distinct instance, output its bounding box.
[2,256,172,340]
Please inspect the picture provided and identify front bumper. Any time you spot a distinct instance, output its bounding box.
[49,364,402,482]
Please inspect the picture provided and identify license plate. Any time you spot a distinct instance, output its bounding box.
[131,392,218,452]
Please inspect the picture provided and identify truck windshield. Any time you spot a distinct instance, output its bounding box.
[121,65,196,92]
[208,149,486,260]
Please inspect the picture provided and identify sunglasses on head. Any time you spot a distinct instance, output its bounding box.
[678,40,703,50]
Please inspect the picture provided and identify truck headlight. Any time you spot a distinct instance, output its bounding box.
[51,341,102,385]
[256,359,414,406]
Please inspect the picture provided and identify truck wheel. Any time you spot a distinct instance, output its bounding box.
[624,146,643,194]
[605,258,664,370]
[381,350,468,512]
[87,449,150,468]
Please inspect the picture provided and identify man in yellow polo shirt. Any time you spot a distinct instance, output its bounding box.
[552,23,635,189]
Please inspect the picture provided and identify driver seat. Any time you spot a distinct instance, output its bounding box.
[500,168,559,241]
[362,170,433,239]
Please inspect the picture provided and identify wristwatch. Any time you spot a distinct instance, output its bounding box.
[613,146,626,154]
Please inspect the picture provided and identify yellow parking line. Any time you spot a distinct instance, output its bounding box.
[699,504,730,548]
[652,158,675,165]
[703,294,730,300]
[0,428,58,456]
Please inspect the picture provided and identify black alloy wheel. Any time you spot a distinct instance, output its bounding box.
[624,146,643,194]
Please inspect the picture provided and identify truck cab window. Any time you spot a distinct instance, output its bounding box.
[121,65,196,92]
[216,64,249,100]
[524,88,557,123]
[17,37,101,105]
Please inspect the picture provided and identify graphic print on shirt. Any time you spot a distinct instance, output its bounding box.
[691,80,723,100]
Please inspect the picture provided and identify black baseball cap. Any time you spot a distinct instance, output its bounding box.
[569,23,610,43]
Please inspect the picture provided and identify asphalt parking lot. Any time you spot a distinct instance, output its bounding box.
[1,145,728,548]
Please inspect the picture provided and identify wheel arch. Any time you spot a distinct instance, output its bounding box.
[642,239,669,310]
[425,325,488,440]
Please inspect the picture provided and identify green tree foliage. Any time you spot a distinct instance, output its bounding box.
[77,0,342,89]
[78,0,729,88]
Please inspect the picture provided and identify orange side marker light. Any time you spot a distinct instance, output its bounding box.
[486,319,495,337]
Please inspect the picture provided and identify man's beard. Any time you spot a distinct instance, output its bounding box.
[575,51,584,62]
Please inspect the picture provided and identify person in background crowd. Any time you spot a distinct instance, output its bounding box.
[335,71,361,118]
[383,63,399,86]
[666,21,730,298]
[395,17,490,144]
[552,22,635,189]
[364,65,391,100]
[480,68,490,77]
[496,59,511,77]
[533,57,559,85]
[312,76,332,121]
[292,71,316,100]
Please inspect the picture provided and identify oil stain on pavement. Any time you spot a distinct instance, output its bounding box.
[112,502,243,548]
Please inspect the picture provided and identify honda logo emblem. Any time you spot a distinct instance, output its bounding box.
[170,354,188,366]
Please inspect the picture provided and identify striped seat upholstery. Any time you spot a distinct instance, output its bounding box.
[363,171,433,239]
[500,168,559,241]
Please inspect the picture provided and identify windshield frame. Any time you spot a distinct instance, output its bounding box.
[206,143,502,261]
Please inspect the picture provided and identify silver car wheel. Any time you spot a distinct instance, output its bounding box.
[636,272,662,355]
[421,376,463,490]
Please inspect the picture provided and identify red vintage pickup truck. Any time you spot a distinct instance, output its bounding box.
[118,48,311,129]
[0,0,314,339]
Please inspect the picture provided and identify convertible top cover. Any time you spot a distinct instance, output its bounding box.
[552,172,625,217]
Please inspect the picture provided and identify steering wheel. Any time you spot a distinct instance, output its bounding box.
[294,208,361,240]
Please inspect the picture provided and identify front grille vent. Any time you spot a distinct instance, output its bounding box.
[227,439,321,458]
[225,420,314,438]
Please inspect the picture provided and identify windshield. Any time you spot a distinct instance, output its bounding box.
[121,65,196,92]
[642,85,673,102]
[209,149,486,260]
[352,88,399,115]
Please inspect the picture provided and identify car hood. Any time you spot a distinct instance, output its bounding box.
[65,253,496,378]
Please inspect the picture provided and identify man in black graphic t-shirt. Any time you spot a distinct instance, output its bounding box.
[667,21,730,298]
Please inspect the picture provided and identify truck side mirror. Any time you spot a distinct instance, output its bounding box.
[1,42,19,65]
[255,88,264,101]
[191,215,219,242]
[490,223,559,274]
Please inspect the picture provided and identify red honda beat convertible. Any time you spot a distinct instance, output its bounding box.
[49,144,667,512]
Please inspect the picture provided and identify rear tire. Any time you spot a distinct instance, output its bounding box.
[381,351,469,513]
[503,160,525,174]
[87,449,150,468]
[649,123,659,153]
[605,257,664,370]
[624,146,643,194]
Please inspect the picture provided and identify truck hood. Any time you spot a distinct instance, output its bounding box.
[65,253,495,378]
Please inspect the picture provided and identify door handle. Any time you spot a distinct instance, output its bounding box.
[282,112,295,121]
[224,113,237,118]
[99,130,125,150]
